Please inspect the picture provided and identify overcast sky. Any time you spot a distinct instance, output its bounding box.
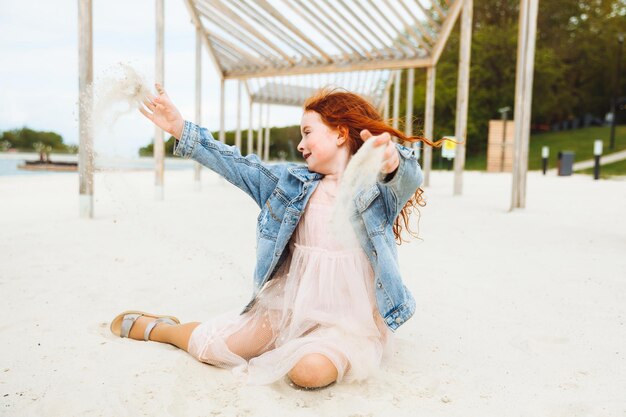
[0,0,303,157]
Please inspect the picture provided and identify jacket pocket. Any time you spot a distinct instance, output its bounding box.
[355,185,380,213]
[258,190,286,240]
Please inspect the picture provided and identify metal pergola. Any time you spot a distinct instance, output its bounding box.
[78,0,538,218]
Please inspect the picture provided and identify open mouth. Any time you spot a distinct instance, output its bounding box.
[303,153,311,160]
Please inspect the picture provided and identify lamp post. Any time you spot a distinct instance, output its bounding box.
[594,140,603,180]
[610,33,624,151]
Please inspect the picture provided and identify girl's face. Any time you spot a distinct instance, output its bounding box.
[298,111,349,175]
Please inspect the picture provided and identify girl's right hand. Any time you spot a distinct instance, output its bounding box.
[139,83,185,140]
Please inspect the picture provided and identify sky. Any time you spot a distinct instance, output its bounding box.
[0,0,304,157]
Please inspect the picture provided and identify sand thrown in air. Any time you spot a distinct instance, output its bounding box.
[330,138,386,245]
[91,63,152,132]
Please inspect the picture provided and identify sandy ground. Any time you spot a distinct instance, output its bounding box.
[1,167,625,417]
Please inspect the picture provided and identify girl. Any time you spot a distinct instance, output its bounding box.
[110,84,438,389]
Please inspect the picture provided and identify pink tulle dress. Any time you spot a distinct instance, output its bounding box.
[187,178,392,385]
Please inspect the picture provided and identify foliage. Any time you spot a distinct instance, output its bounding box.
[0,127,75,153]
[398,0,626,159]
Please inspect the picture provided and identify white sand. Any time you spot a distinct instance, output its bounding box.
[1,168,625,417]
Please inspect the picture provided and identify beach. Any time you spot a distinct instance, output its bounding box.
[1,167,625,417]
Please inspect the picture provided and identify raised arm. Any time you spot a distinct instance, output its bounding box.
[139,83,278,207]
[363,129,424,219]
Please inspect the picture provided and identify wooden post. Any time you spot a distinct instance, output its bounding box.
[423,66,436,187]
[383,91,390,121]
[154,0,165,200]
[219,78,225,143]
[405,68,414,148]
[247,99,253,155]
[510,0,539,210]
[78,0,94,218]
[194,26,202,188]
[235,80,242,150]
[392,70,401,132]
[453,0,472,196]
[257,102,263,155]
[264,105,270,161]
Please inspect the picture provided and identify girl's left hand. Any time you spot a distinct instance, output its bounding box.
[360,130,400,175]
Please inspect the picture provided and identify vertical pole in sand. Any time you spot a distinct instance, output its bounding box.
[194,26,202,188]
[264,105,270,161]
[235,80,242,150]
[510,0,538,210]
[593,140,602,180]
[383,92,390,122]
[392,70,401,132]
[219,78,225,143]
[247,99,253,156]
[154,0,165,200]
[453,0,473,196]
[423,66,436,187]
[257,103,263,156]
[78,0,94,218]
[405,68,415,147]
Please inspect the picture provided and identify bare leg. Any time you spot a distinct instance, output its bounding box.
[126,310,276,358]
[126,316,200,352]
[224,311,276,360]
[288,353,338,389]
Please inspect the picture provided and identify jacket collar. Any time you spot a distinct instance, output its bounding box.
[287,164,323,183]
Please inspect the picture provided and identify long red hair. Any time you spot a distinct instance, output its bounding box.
[304,88,445,244]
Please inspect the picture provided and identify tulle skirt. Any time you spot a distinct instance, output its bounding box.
[187,200,392,385]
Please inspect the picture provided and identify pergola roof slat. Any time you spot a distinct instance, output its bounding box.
[229,0,319,66]
[204,0,297,65]
[414,0,442,30]
[254,0,334,63]
[398,0,436,44]
[365,0,422,58]
[186,0,457,79]
[321,0,382,60]
[281,0,353,62]
[196,4,282,67]
[382,0,432,52]
[299,0,371,61]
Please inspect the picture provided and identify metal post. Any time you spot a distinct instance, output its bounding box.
[510,0,539,210]
[194,26,202,188]
[453,0,472,196]
[423,66,436,187]
[154,0,165,200]
[78,0,94,218]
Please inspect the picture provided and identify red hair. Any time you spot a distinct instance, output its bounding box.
[304,88,445,243]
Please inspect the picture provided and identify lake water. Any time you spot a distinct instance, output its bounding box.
[0,152,194,176]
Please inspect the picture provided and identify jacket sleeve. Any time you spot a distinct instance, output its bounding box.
[377,143,424,219]
[173,120,279,208]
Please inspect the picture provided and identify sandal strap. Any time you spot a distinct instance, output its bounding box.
[143,317,177,341]
[120,313,141,338]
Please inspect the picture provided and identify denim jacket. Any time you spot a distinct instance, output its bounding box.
[174,121,424,331]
